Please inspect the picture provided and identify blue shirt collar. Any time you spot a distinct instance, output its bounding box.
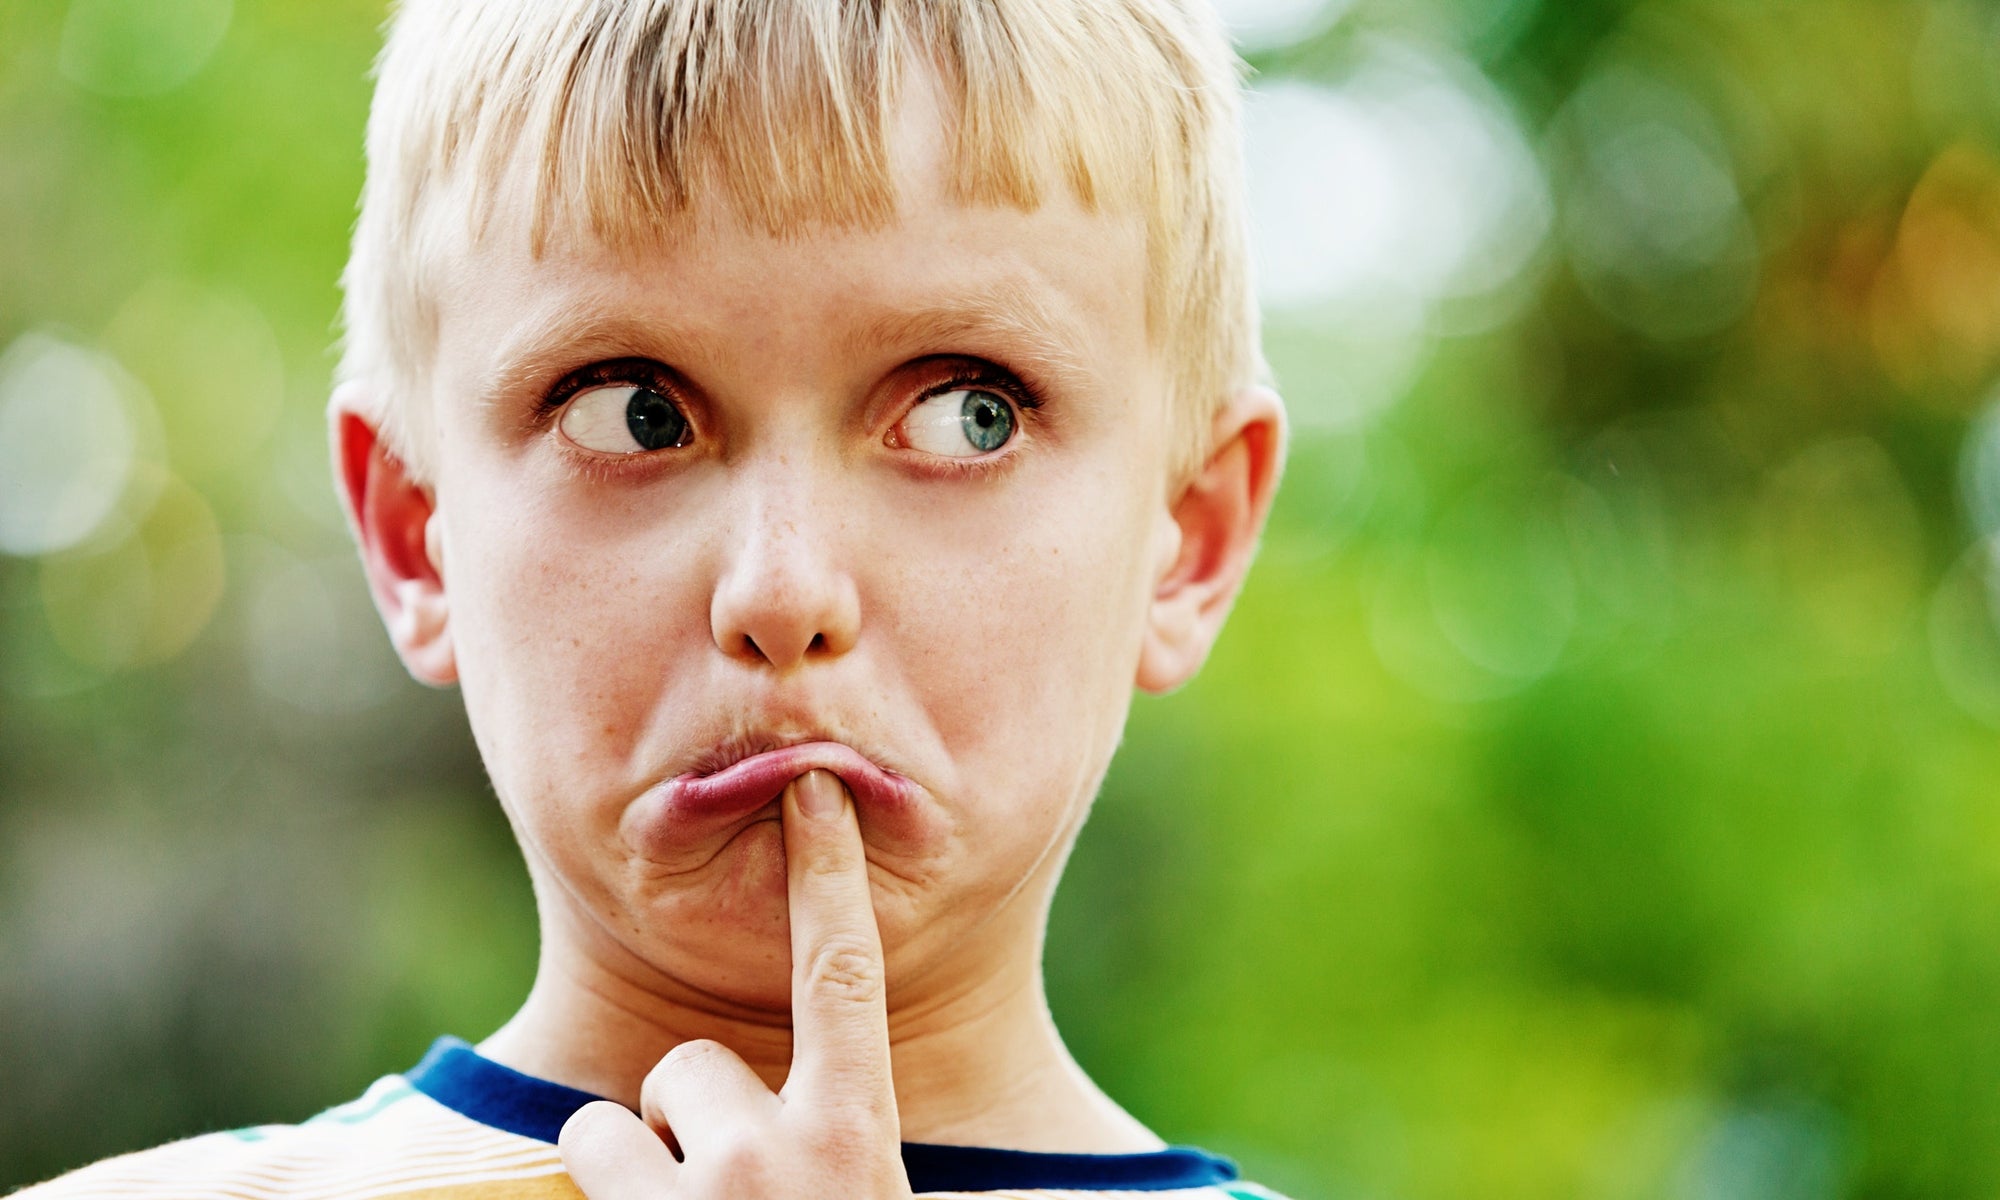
[404,1037,1238,1193]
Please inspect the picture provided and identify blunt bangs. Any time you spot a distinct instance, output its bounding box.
[340,0,1261,477]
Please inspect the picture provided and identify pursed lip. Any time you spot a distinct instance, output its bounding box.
[670,741,913,820]
[621,740,922,862]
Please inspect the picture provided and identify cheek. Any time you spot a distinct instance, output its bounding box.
[440,476,713,815]
[872,471,1155,812]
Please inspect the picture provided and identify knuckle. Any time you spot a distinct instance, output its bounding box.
[812,1111,878,1148]
[663,1037,730,1069]
[558,1100,635,1155]
[806,937,885,1004]
[802,1121,904,1186]
[802,840,861,879]
[708,1131,766,1178]
[645,1038,729,1097]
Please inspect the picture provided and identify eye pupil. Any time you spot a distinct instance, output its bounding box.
[959,390,1013,453]
[625,387,689,450]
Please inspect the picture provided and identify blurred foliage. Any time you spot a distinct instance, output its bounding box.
[7,0,2000,1197]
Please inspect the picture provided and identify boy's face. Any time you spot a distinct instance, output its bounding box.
[343,77,1275,1012]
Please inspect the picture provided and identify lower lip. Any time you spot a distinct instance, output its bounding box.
[624,742,920,855]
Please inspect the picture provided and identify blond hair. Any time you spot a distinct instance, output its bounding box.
[339,0,1262,479]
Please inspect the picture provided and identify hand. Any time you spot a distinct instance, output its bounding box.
[558,769,914,1199]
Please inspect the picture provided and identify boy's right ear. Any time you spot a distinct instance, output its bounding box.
[330,385,457,687]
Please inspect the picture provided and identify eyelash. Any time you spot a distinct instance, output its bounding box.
[534,358,682,422]
[534,357,1047,478]
[901,368,1045,476]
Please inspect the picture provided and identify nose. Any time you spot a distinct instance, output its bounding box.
[709,480,861,671]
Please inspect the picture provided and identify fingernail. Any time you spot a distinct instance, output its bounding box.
[796,769,844,819]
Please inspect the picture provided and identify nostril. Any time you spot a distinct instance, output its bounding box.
[808,632,826,653]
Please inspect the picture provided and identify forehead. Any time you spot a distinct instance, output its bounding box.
[434,74,1154,398]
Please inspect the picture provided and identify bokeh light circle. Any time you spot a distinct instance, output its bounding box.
[0,333,147,558]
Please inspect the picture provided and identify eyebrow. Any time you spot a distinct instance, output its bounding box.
[853,280,1098,393]
[477,277,1099,411]
[477,304,696,413]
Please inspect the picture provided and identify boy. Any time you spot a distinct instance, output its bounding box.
[18,0,1287,1195]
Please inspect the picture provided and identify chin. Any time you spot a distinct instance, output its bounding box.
[667,817,795,935]
[636,825,818,1009]
[613,821,952,1014]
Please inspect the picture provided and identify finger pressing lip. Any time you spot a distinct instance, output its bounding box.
[622,743,935,866]
[780,770,898,1120]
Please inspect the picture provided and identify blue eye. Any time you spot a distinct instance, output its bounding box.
[559,384,691,453]
[898,388,1017,458]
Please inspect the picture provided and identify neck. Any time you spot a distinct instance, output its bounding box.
[476,902,1160,1154]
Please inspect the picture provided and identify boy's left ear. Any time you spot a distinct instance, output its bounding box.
[1137,385,1287,694]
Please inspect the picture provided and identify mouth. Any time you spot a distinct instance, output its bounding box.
[620,739,924,863]
[670,741,915,822]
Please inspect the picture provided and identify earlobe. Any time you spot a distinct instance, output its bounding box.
[330,387,457,687]
[1136,386,1287,695]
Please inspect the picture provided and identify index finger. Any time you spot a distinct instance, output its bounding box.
[780,769,897,1116]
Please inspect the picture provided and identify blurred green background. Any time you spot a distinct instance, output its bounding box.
[6,0,2000,1195]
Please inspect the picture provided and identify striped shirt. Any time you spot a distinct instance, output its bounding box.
[10,1039,1286,1200]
